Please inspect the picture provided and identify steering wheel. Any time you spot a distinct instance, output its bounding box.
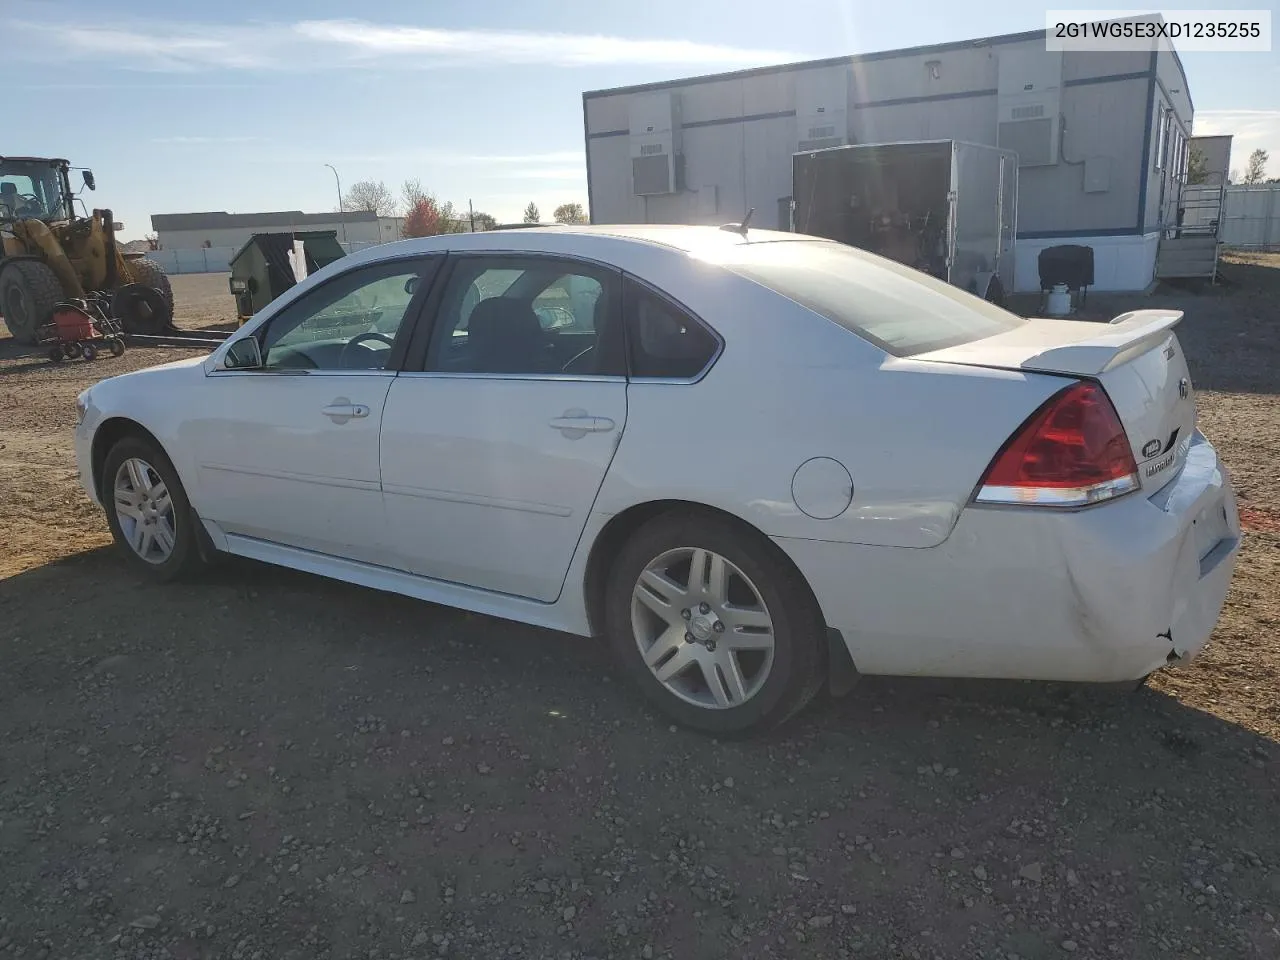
[340,331,395,368]
[561,344,595,373]
[14,193,44,217]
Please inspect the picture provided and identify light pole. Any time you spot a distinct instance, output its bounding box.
[324,163,348,247]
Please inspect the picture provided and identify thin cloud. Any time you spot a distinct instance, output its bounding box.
[10,17,798,73]
[1195,109,1280,171]
[465,152,585,165]
[482,167,585,181]
[150,135,264,145]
[273,148,584,169]
[293,19,799,67]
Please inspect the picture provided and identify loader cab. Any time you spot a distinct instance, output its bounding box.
[0,156,75,224]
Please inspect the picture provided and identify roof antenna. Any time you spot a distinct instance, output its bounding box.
[719,207,754,238]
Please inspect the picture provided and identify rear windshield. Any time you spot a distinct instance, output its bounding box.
[702,240,1026,357]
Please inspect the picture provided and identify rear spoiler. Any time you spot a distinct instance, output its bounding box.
[1023,309,1184,377]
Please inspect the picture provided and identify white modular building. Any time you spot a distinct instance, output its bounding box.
[151,210,406,252]
[582,24,1195,291]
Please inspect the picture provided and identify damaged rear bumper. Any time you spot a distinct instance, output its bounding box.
[774,431,1240,683]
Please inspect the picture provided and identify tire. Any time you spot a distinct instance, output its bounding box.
[604,511,827,736]
[0,259,64,344]
[81,342,98,361]
[125,257,174,315]
[102,435,205,583]
[108,337,125,357]
[48,348,63,362]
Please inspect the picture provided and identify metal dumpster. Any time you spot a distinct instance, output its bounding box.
[228,230,346,322]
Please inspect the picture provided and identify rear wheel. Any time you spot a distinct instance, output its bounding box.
[605,511,827,735]
[0,259,64,344]
[102,436,205,582]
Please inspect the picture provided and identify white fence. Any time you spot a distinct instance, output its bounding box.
[1219,184,1280,251]
[141,240,379,275]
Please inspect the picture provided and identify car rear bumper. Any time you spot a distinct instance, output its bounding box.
[774,431,1240,683]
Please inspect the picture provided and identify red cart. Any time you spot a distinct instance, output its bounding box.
[37,297,126,363]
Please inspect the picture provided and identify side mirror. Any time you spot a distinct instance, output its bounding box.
[83,170,96,191]
[223,337,263,370]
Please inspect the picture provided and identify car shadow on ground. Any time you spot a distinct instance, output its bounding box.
[4,545,1274,761]
[4,547,1278,958]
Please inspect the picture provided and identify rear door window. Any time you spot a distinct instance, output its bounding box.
[704,240,1026,357]
[623,279,720,379]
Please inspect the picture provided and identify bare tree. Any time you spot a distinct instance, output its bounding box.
[401,178,428,211]
[1186,147,1209,185]
[553,202,587,224]
[1243,148,1270,185]
[523,202,540,224]
[342,179,397,216]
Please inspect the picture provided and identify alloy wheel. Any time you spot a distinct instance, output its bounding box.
[630,547,776,709]
[113,457,177,564]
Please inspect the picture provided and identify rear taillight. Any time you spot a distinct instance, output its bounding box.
[975,381,1139,507]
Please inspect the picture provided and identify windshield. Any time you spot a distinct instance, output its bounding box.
[0,160,70,222]
[700,239,1026,357]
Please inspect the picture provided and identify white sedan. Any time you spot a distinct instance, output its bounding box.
[74,225,1241,734]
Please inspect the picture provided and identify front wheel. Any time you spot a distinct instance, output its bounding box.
[604,511,827,735]
[102,436,205,582]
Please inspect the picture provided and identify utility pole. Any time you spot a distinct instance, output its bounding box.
[469,199,475,232]
[324,164,348,246]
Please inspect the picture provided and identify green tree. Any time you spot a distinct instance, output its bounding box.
[553,202,587,224]
[522,202,540,224]
[469,211,498,231]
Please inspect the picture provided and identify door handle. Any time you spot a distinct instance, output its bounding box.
[322,398,370,424]
[548,413,616,437]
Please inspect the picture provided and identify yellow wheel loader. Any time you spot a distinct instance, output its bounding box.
[0,156,173,344]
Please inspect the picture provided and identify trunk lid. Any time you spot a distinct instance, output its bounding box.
[914,310,1196,492]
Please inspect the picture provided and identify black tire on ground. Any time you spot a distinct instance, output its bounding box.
[604,510,828,736]
[108,337,125,357]
[102,435,206,583]
[126,257,174,314]
[81,342,98,361]
[0,259,65,344]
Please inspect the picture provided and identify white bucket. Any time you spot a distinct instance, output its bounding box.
[1045,283,1072,317]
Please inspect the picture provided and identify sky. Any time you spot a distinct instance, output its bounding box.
[5,0,1278,240]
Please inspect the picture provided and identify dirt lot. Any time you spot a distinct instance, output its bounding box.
[1,262,1279,960]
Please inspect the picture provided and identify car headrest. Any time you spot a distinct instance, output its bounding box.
[466,297,545,373]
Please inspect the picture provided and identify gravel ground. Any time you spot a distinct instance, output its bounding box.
[1,262,1279,960]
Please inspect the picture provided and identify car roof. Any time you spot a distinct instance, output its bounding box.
[356,223,818,263]
[495,223,809,251]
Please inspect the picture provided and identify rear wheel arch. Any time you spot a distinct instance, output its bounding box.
[583,499,822,637]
